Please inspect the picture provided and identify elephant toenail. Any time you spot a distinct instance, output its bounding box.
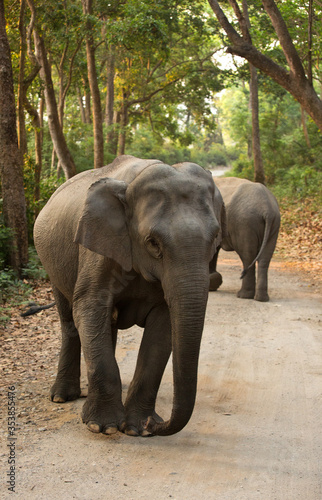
[125,426,139,436]
[87,421,101,433]
[102,425,118,435]
[141,429,153,437]
[52,395,66,403]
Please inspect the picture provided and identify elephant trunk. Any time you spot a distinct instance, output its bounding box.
[145,265,209,436]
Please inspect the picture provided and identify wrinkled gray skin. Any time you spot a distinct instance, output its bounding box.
[209,177,280,302]
[34,156,225,437]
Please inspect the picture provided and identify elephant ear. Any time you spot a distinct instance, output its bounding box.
[74,177,132,271]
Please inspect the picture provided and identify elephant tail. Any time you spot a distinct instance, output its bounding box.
[240,214,272,279]
[21,302,56,317]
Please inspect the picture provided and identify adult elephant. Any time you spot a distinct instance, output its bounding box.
[209,177,280,302]
[34,155,225,437]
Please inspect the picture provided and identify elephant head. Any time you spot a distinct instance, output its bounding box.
[75,161,224,435]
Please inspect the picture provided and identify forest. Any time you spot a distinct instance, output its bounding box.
[0,0,321,311]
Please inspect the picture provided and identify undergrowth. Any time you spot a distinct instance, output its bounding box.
[0,248,47,326]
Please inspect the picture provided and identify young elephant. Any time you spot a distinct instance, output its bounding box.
[34,155,224,437]
[209,177,280,302]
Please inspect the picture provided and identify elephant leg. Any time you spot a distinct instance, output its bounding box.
[237,255,256,299]
[255,235,277,301]
[50,286,82,403]
[73,296,125,435]
[124,303,172,436]
[209,247,223,291]
[209,271,223,291]
[255,261,269,302]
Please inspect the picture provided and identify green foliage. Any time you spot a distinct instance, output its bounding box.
[0,247,47,325]
[127,126,191,165]
[23,156,64,242]
[273,167,322,206]
[127,122,233,169]
[190,143,228,169]
[216,84,322,195]
[229,155,254,180]
[0,223,13,269]
[23,247,48,280]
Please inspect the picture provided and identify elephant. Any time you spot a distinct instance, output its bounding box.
[34,155,225,437]
[209,177,280,302]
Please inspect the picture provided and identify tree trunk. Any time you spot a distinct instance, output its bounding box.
[82,0,104,169]
[82,75,92,124]
[0,0,29,275]
[85,90,92,124]
[24,96,43,216]
[117,93,128,156]
[307,0,313,85]
[105,45,116,153]
[26,0,77,179]
[77,86,86,124]
[250,64,265,184]
[117,107,128,156]
[17,0,27,156]
[110,110,120,156]
[33,30,77,179]
[301,106,311,149]
[239,0,265,183]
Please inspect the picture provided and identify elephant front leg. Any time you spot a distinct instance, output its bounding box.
[124,304,172,436]
[209,271,223,291]
[73,300,125,435]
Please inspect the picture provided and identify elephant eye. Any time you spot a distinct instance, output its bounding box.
[145,236,163,259]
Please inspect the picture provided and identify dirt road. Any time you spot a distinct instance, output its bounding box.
[1,252,321,499]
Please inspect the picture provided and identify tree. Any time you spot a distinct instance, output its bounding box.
[105,0,223,153]
[208,0,322,131]
[0,0,28,275]
[221,0,265,183]
[82,0,104,168]
[26,0,77,179]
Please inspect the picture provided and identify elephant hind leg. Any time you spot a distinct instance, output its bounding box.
[255,260,270,302]
[50,286,82,403]
[237,264,256,299]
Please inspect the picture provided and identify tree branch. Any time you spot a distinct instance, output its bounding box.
[127,77,182,107]
[208,0,292,89]
[62,37,83,103]
[226,42,293,90]
[25,0,41,83]
[228,0,251,43]
[208,0,244,46]
[261,0,306,81]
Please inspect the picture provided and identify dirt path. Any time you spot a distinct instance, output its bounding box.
[1,252,321,499]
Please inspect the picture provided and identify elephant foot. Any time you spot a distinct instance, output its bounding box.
[124,408,163,437]
[237,289,255,299]
[81,397,125,435]
[255,291,269,302]
[209,271,223,291]
[50,379,81,403]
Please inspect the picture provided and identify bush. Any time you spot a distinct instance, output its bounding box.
[273,166,322,208]
[0,247,46,319]
[23,156,64,242]
[228,154,254,180]
[0,223,13,269]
